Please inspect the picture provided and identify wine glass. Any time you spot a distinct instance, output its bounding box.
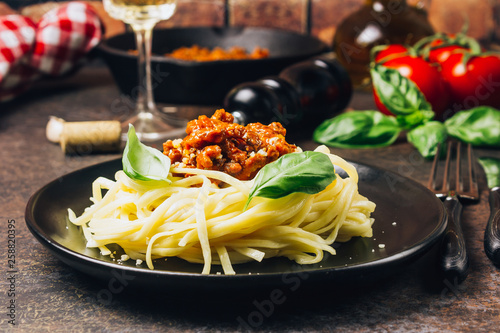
[103,0,178,142]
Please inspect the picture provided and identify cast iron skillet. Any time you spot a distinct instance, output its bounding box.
[97,27,330,106]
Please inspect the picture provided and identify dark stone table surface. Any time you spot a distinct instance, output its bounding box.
[1,61,500,332]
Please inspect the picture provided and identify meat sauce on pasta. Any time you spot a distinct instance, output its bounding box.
[68,110,376,275]
[163,109,298,180]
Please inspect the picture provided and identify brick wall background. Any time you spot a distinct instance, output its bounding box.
[2,0,499,47]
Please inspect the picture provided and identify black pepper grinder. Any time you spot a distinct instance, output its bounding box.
[223,55,352,130]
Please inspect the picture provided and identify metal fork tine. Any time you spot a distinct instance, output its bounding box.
[467,143,479,201]
[443,140,453,194]
[456,141,462,195]
[452,141,479,201]
[428,142,442,197]
[428,140,479,201]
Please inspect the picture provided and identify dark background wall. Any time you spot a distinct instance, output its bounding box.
[1,0,499,48]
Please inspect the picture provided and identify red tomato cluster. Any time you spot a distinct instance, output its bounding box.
[372,33,500,120]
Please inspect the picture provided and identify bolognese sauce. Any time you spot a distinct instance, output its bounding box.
[166,45,269,61]
[163,109,297,180]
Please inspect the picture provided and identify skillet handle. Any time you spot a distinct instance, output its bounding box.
[440,196,469,283]
[484,187,500,266]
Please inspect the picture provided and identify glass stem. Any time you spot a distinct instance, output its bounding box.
[133,24,156,114]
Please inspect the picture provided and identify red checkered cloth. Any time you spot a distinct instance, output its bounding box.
[0,15,40,101]
[30,2,103,76]
[0,2,103,102]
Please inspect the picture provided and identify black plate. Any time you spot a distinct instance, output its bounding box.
[25,158,446,295]
[97,27,330,106]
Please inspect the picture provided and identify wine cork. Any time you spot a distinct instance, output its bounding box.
[46,116,122,154]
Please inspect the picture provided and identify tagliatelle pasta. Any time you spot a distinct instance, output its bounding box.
[68,145,375,275]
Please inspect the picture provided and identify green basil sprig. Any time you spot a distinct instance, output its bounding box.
[122,124,172,182]
[313,110,400,149]
[315,106,500,159]
[245,151,336,210]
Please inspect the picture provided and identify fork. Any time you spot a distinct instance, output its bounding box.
[428,140,479,283]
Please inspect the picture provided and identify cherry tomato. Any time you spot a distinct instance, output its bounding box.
[373,55,451,119]
[373,44,409,63]
[440,52,500,110]
[428,43,469,65]
[415,33,476,65]
[419,35,465,64]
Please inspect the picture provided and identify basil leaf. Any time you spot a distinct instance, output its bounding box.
[122,124,172,182]
[313,110,401,149]
[245,151,336,209]
[371,65,432,115]
[396,110,435,130]
[444,107,500,147]
[407,121,448,159]
[478,157,500,189]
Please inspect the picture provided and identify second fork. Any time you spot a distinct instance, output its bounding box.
[428,140,479,284]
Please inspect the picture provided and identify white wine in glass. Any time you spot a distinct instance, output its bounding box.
[103,0,178,142]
